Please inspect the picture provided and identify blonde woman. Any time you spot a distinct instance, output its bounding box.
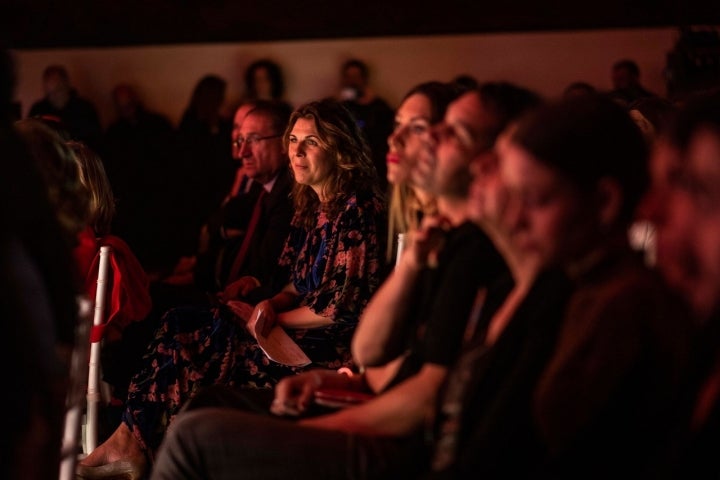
[385,81,461,265]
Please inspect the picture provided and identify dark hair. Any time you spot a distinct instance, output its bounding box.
[613,59,640,77]
[244,59,286,100]
[401,81,464,125]
[466,81,544,147]
[245,99,293,136]
[1,102,80,480]
[510,95,649,225]
[563,81,597,99]
[284,98,380,227]
[342,58,369,82]
[42,64,70,81]
[452,74,479,92]
[186,74,227,115]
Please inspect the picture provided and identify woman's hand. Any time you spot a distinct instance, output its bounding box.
[247,299,277,338]
[219,276,261,302]
[270,370,324,416]
[403,214,451,269]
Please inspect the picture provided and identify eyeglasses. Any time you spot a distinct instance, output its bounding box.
[232,134,282,148]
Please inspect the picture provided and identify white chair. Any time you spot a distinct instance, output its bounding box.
[58,244,115,480]
[84,244,114,454]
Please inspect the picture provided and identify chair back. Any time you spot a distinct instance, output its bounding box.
[84,244,113,454]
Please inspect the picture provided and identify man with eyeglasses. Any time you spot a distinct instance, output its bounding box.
[209,100,295,303]
[156,100,294,312]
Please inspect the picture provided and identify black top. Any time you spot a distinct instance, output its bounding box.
[384,221,509,391]
[424,268,573,479]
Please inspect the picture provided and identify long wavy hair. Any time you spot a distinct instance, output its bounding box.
[284,98,382,229]
[67,141,116,236]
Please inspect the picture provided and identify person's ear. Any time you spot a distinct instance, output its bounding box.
[596,177,623,229]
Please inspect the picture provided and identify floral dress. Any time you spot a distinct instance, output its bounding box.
[121,188,385,456]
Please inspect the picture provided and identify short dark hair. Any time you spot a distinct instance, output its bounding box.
[244,59,286,100]
[42,64,69,81]
[466,81,544,146]
[245,99,292,136]
[511,94,649,225]
[563,81,597,98]
[452,74,479,92]
[613,59,640,77]
[342,58,369,82]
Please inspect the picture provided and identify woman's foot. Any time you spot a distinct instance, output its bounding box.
[79,423,142,466]
[75,457,147,480]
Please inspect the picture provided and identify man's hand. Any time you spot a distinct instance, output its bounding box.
[270,371,324,416]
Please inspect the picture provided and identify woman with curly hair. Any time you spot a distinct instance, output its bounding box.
[77,98,386,480]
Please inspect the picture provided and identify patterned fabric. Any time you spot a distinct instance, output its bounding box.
[121,188,385,456]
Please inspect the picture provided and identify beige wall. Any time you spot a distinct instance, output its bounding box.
[10,27,682,128]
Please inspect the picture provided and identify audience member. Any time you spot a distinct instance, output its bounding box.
[521,96,692,478]
[173,74,236,265]
[28,64,102,150]
[76,98,386,479]
[562,80,597,99]
[451,73,479,91]
[15,118,152,440]
[1,46,80,480]
[102,83,178,274]
[154,100,295,314]
[337,58,394,192]
[650,91,720,478]
[384,81,459,265]
[608,58,658,106]
[147,81,540,480]
[208,100,295,300]
[241,58,293,111]
[417,94,693,479]
[160,100,260,288]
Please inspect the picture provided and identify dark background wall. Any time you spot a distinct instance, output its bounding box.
[3,0,719,49]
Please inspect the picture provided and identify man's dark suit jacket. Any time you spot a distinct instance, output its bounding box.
[232,165,295,302]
